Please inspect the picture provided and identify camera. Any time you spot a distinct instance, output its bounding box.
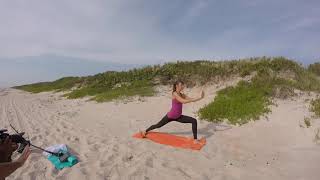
[0,129,30,153]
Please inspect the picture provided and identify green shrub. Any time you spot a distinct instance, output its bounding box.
[198,64,304,124]
[308,62,320,76]
[311,98,320,117]
[304,117,311,128]
[198,80,272,125]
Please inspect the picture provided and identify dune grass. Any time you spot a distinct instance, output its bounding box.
[14,77,83,93]
[65,80,155,102]
[14,57,320,124]
[92,85,154,102]
[308,62,320,76]
[311,98,320,117]
[304,117,311,128]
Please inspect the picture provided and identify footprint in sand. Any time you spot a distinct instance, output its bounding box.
[161,161,168,168]
[72,136,80,142]
[44,130,50,136]
[31,134,42,141]
[145,157,153,168]
[201,174,211,180]
[89,143,101,151]
[50,168,60,177]
[79,167,88,176]
[86,139,94,145]
[29,154,41,162]
[111,144,120,153]
[32,161,44,170]
[30,136,38,141]
[28,172,37,180]
[99,160,109,167]
[34,128,40,133]
[107,153,118,162]
[122,154,134,163]
[83,153,90,158]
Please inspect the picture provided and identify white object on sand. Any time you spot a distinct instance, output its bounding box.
[42,144,68,157]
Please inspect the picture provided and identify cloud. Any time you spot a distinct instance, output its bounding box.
[0,0,319,64]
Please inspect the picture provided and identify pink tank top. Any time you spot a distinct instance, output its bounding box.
[167,98,183,119]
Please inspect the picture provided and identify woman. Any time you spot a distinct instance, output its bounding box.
[141,80,205,143]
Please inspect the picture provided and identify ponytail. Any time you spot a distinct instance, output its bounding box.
[172,80,184,93]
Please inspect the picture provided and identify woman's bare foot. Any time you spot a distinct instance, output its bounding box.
[141,131,147,138]
[193,139,200,143]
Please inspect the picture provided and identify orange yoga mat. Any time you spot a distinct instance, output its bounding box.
[133,131,206,150]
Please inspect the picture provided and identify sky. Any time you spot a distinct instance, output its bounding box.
[0,0,319,87]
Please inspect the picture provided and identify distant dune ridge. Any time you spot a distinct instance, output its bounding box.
[0,54,143,87]
[1,57,320,179]
[14,56,320,124]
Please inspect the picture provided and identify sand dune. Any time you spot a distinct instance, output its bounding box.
[1,84,320,180]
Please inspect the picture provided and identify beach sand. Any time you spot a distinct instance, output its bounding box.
[1,83,320,180]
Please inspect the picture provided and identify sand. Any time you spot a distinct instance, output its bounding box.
[1,83,320,180]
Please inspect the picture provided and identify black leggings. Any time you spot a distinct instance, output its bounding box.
[146,115,198,139]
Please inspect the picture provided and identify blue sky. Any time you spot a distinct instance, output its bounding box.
[0,0,319,87]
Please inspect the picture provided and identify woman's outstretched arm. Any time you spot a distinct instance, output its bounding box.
[181,93,192,100]
[174,91,204,104]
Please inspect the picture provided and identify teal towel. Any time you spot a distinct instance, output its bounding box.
[47,150,78,170]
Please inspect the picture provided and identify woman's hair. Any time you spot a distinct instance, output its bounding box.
[172,80,184,92]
